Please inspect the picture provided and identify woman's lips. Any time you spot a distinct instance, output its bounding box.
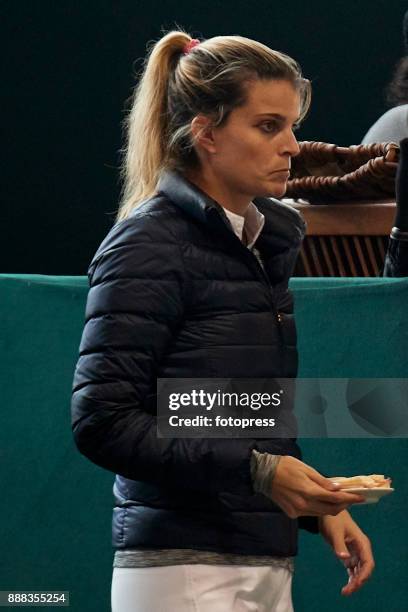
[270,170,290,177]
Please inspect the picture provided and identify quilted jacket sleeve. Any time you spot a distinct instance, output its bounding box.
[71,214,258,497]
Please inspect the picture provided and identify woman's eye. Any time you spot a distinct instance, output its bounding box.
[259,122,301,134]
[260,123,279,133]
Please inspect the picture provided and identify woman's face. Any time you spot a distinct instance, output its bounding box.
[196,79,302,200]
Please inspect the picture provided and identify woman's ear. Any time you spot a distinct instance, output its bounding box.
[190,115,217,155]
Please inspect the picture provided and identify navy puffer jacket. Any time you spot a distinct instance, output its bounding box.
[71,168,318,557]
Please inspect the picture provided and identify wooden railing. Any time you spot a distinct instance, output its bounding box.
[288,201,395,276]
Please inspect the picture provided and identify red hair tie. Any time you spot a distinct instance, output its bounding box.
[183,38,200,55]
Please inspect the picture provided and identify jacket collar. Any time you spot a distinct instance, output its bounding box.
[156,168,304,251]
[157,167,230,229]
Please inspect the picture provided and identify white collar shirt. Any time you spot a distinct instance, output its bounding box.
[221,201,265,249]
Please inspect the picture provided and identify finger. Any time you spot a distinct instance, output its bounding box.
[342,563,361,595]
[296,500,359,517]
[312,489,366,505]
[333,538,352,560]
[342,573,365,596]
[292,481,365,505]
[351,538,375,583]
[301,481,366,505]
[342,579,358,596]
[289,483,365,516]
[306,469,342,491]
[342,540,374,594]
[337,550,351,560]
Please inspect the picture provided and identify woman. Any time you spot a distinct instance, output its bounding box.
[71,29,374,611]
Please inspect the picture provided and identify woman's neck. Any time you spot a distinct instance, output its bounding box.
[183,167,252,217]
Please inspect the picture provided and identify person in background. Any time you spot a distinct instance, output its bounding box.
[361,106,408,147]
[362,10,408,145]
[359,9,408,276]
[382,137,408,276]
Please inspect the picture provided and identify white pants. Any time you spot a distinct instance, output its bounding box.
[111,564,294,612]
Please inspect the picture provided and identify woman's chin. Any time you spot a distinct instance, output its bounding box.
[261,182,288,199]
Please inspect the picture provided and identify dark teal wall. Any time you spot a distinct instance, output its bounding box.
[2,274,407,610]
[4,1,408,273]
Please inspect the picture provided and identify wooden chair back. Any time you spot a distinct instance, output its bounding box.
[289,201,395,276]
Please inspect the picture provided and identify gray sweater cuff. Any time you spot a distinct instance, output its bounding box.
[250,449,282,498]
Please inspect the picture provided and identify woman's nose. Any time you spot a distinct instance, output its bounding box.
[279,128,300,158]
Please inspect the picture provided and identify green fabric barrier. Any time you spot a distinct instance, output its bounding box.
[0,274,407,611]
[290,277,408,610]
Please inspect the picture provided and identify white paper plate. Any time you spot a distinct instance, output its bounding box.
[345,487,394,505]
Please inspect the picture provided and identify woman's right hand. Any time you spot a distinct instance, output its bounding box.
[269,455,365,518]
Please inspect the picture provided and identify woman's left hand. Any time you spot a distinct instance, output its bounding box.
[318,510,375,596]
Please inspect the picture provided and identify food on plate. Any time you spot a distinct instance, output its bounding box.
[328,474,392,489]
